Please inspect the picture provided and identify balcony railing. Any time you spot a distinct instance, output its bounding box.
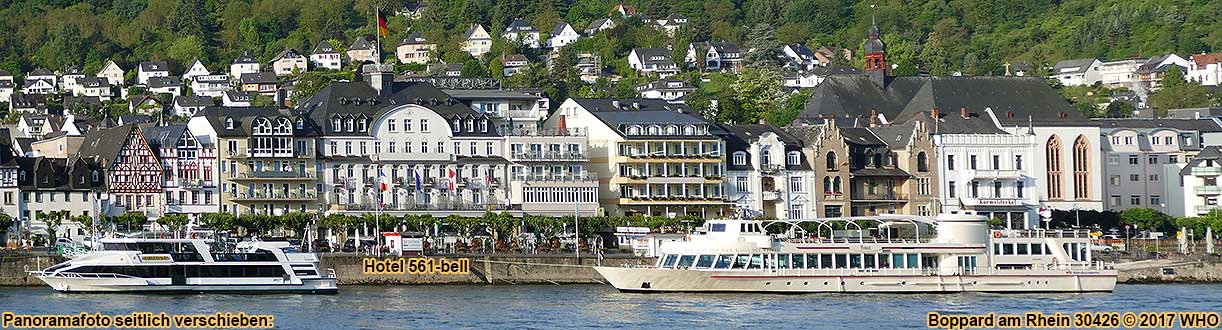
[343,202,514,211]
[850,192,908,201]
[970,169,1024,179]
[506,127,586,137]
[227,149,311,158]
[762,190,782,201]
[511,151,588,161]
[1196,185,1222,195]
[625,152,722,159]
[1191,167,1222,176]
[229,171,315,180]
[230,191,318,201]
[175,178,214,188]
[620,195,731,203]
[1196,205,1218,214]
[513,173,598,182]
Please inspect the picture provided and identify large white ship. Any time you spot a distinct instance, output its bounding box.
[595,213,1116,293]
[30,238,337,293]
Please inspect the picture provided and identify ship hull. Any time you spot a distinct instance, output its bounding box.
[594,267,1116,293]
[35,276,338,294]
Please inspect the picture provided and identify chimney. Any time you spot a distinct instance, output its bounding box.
[557,115,567,131]
[869,109,877,127]
[632,101,640,109]
[758,118,766,125]
[362,64,394,96]
[611,100,620,108]
[960,107,969,119]
[931,107,940,119]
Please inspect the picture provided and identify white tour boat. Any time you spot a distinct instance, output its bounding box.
[30,238,337,293]
[595,213,1117,293]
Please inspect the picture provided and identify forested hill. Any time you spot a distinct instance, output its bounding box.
[0,0,1217,78]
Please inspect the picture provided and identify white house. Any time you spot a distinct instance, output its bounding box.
[655,14,688,36]
[191,74,231,97]
[503,19,540,49]
[585,19,615,35]
[172,95,215,117]
[271,48,309,76]
[21,79,55,95]
[463,24,493,58]
[97,60,126,86]
[310,41,343,70]
[222,90,252,107]
[1097,57,1147,88]
[722,123,815,219]
[137,61,171,85]
[1189,53,1222,86]
[347,38,377,64]
[500,55,530,77]
[182,59,211,82]
[148,76,183,96]
[1051,58,1102,86]
[686,42,743,73]
[26,68,56,93]
[60,67,84,93]
[75,77,113,101]
[780,44,817,71]
[548,22,581,49]
[635,79,695,102]
[395,33,434,65]
[627,48,679,78]
[230,52,261,80]
[1166,146,1222,218]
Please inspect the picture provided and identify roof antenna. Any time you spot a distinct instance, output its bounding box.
[871,4,876,26]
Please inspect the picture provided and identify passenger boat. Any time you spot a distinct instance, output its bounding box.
[29,238,337,293]
[594,213,1116,293]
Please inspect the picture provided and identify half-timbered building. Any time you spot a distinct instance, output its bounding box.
[145,124,218,217]
[78,125,164,219]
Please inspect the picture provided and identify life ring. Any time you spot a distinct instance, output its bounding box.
[1051,257,1058,264]
[739,237,746,242]
[992,231,1002,238]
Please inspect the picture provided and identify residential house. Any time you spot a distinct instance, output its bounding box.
[576,53,604,83]
[230,52,261,80]
[655,14,688,36]
[271,49,309,76]
[14,113,65,140]
[21,79,55,95]
[608,4,636,17]
[462,25,493,58]
[443,88,550,132]
[0,80,12,105]
[10,94,47,113]
[144,124,219,217]
[1135,54,1189,90]
[500,55,529,77]
[187,106,321,216]
[813,46,852,66]
[503,19,540,49]
[26,68,57,91]
[78,125,165,220]
[137,61,171,85]
[182,60,211,82]
[635,79,696,102]
[780,44,817,71]
[127,94,165,116]
[16,157,105,240]
[0,70,12,85]
[75,77,113,101]
[240,72,278,95]
[1097,118,1220,214]
[60,67,84,93]
[1097,57,1148,88]
[545,98,729,218]
[310,41,343,70]
[686,42,743,73]
[222,91,252,107]
[347,38,377,64]
[96,60,125,86]
[1051,58,1103,87]
[548,22,581,49]
[395,33,434,65]
[628,48,679,78]
[502,126,599,216]
[1188,53,1222,86]
[190,74,232,97]
[172,95,216,117]
[585,18,615,35]
[147,76,184,97]
[781,66,860,88]
[1166,146,1222,217]
[721,123,815,219]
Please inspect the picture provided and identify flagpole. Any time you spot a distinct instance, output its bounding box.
[375,6,383,65]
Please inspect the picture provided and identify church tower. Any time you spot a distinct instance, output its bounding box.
[863,23,887,72]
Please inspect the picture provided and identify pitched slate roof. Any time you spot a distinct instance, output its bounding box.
[1052,58,1098,74]
[350,37,374,51]
[294,80,490,136]
[139,61,170,72]
[224,90,253,102]
[1182,146,1222,176]
[147,76,181,88]
[631,48,675,66]
[77,125,141,165]
[240,72,277,84]
[569,98,722,139]
[142,124,189,155]
[720,123,810,170]
[271,48,304,62]
[313,41,338,54]
[840,127,887,146]
[194,106,319,138]
[399,32,429,45]
[586,19,613,32]
[552,22,574,35]
[692,42,740,55]
[77,76,109,88]
[463,25,488,39]
[0,69,10,77]
[505,18,537,32]
[233,51,257,64]
[867,122,916,149]
[174,95,215,108]
[28,68,53,77]
[1091,118,1222,132]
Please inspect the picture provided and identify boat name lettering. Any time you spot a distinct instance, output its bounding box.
[362,257,471,275]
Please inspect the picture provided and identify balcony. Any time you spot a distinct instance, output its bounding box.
[850,192,908,201]
[230,191,318,201]
[176,178,214,189]
[1196,205,1218,215]
[761,190,782,201]
[513,173,598,183]
[618,195,732,205]
[511,151,588,162]
[963,197,1026,206]
[227,149,311,159]
[823,192,845,200]
[760,164,784,174]
[1192,167,1222,176]
[624,153,722,162]
[969,169,1024,179]
[229,171,316,181]
[341,202,513,212]
[1195,185,1222,195]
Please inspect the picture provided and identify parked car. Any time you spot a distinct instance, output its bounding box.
[342,238,376,252]
[1090,243,1114,252]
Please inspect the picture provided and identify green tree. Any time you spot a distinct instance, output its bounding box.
[1103,101,1135,118]
[728,68,783,124]
[167,35,206,66]
[171,0,209,37]
[1120,208,1173,233]
[764,90,812,126]
[0,213,14,245]
[460,59,488,77]
[157,213,191,235]
[742,24,784,69]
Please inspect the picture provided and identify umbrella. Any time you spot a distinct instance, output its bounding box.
[1208,227,1215,255]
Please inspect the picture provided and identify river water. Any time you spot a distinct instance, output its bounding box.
[1,284,1220,329]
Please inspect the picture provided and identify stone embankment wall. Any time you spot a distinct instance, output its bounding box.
[0,255,66,286]
[1118,261,1222,283]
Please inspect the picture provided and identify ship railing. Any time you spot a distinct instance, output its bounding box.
[783,237,932,244]
[1000,229,1092,239]
[1044,260,1112,271]
[326,268,337,279]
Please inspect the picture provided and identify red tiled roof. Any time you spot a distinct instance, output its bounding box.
[1192,53,1222,66]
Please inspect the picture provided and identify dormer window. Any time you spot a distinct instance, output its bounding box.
[647,125,660,135]
[683,125,695,135]
[225,117,234,129]
[479,120,488,132]
[627,125,642,135]
[452,119,460,132]
[787,151,800,166]
[465,119,474,132]
[345,118,354,132]
[295,118,304,129]
[761,150,771,165]
[665,125,678,135]
[358,118,367,132]
[732,152,746,165]
[332,116,341,131]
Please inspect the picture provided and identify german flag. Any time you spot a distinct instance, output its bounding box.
[377,14,389,38]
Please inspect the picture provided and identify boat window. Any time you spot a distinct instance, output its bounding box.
[892,254,906,268]
[710,223,726,232]
[1032,243,1044,255]
[879,254,891,268]
[734,255,750,269]
[1016,243,1029,255]
[103,243,136,251]
[662,255,678,268]
[777,254,790,269]
[850,254,863,268]
[834,254,847,269]
[677,255,696,268]
[749,255,763,269]
[909,254,921,269]
[695,255,715,269]
[136,243,172,254]
[1003,243,1015,255]
[294,269,318,276]
[714,255,734,269]
[791,254,805,269]
[805,254,818,269]
[993,243,1001,255]
[821,254,833,269]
